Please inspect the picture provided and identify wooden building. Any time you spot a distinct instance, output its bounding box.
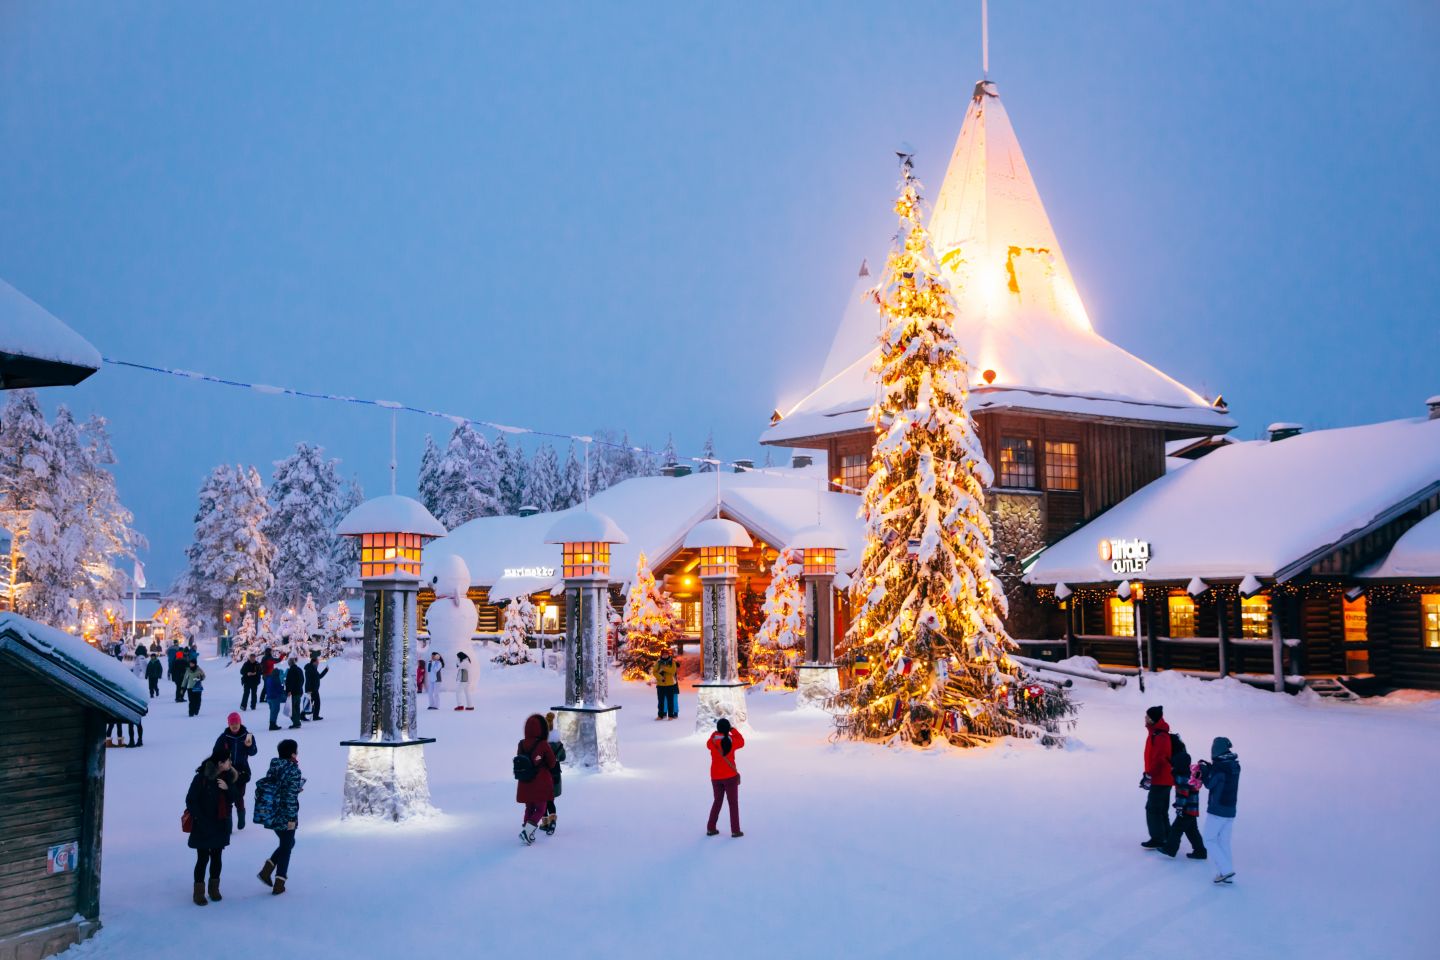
[1024,412,1440,693]
[0,613,147,958]
[759,81,1233,633]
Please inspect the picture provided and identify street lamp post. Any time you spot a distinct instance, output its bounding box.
[683,518,752,731]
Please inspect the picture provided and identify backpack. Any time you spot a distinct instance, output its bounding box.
[251,774,276,827]
[513,750,538,782]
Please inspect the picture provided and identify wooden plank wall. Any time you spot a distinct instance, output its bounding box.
[0,658,85,940]
[1372,593,1440,690]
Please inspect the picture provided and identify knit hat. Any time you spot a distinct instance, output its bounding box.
[227,712,242,726]
[1145,705,1163,723]
[1211,736,1233,757]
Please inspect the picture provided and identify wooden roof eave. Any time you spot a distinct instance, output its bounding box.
[0,636,147,723]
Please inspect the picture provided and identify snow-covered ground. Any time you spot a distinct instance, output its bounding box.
[75,652,1437,960]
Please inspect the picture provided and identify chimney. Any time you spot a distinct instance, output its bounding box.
[1428,395,1440,421]
[660,462,677,477]
[791,454,814,469]
[518,504,540,518]
[672,464,692,478]
[1266,422,1303,443]
[732,458,754,474]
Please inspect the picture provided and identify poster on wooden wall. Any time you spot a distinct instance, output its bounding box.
[46,841,78,875]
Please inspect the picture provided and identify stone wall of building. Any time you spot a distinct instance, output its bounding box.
[987,492,1051,640]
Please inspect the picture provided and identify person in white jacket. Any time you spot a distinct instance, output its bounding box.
[453,651,476,711]
[425,652,444,710]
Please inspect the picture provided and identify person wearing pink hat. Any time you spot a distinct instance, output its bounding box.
[214,712,258,829]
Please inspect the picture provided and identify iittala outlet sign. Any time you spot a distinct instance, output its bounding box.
[1098,537,1151,575]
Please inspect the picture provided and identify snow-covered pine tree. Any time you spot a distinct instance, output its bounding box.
[587,430,618,495]
[417,434,443,519]
[751,547,805,689]
[299,593,321,651]
[493,596,535,666]
[0,391,51,609]
[523,443,562,512]
[494,434,528,516]
[559,444,585,509]
[17,407,89,626]
[610,431,639,482]
[228,610,261,663]
[660,434,678,473]
[635,442,659,478]
[697,431,718,472]
[833,160,1076,747]
[266,443,345,611]
[618,551,682,680]
[74,414,143,613]
[176,465,275,637]
[432,423,502,528]
[327,479,364,598]
[319,600,353,658]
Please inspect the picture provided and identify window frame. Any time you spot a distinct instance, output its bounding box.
[1240,594,1271,640]
[1422,594,1440,651]
[997,436,1038,489]
[1043,439,1081,492]
[1167,593,1197,639]
[1106,596,1136,637]
[839,453,868,493]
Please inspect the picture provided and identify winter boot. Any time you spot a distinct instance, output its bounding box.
[235,802,246,831]
[272,876,287,895]
[520,823,537,846]
[540,815,556,836]
[1212,872,1235,884]
[192,882,208,906]
[1187,849,1208,860]
[258,859,275,887]
[207,877,222,902]
[731,831,744,838]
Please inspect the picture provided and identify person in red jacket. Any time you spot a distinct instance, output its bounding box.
[515,714,557,846]
[1141,705,1174,849]
[706,718,744,838]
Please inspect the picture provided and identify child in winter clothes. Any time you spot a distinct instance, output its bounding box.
[426,653,444,710]
[516,714,557,845]
[1199,736,1241,884]
[539,711,565,835]
[254,739,305,895]
[1162,736,1206,859]
[653,650,679,720]
[706,718,744,838]
[454,652,476,710]
[183,662,206,717]
[263,665,287,730]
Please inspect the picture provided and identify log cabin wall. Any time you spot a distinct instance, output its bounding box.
[1371,590,1440,690]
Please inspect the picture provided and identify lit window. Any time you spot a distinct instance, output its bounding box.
[1107,597,1135,636]
[562,542,610,579]
[699,547,737,577]
[1168,594,1196,638]
[678,600,701,634]
[360,532,423,578]
[839,454,868,493]
[1044,441,1080,491]
[998,437,1036,488]
[1342,596,1367,643]
[802,548,836,576]
[538,603,559,632]
[1422,594,1440,650]
[1240,594,1270,639]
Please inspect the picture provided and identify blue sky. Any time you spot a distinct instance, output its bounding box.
[2,1,1436,584]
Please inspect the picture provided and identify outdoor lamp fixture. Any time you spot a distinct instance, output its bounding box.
[787,525,847,708]
[683,518,753,730]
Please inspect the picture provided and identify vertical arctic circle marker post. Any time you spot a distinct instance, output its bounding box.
[684,518,752,731]
[544,510,627,771]
[336,494,446,821]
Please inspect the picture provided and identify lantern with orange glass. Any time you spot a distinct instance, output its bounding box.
[682,518,753,730]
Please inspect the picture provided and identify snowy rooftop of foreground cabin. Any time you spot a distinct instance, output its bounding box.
[762,80,1233,446]
[428,466,864,592]
[1360,510,1440,580]
[0,278,102,378]
[1025,416,1440,585]
[0,612,148,721]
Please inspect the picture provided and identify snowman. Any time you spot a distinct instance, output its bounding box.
[423,554,479,710]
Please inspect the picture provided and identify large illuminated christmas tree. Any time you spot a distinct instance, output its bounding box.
[833,158,1076,747]
[618,551,681,680]
[749,547,803,689]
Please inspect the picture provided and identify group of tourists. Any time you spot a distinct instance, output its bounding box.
[234,649,328,731]
[1139,705,1242,884]
[417,649,478,710]
[184,712,306,904]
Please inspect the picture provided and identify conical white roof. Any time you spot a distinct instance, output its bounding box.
[763,80,1233,445]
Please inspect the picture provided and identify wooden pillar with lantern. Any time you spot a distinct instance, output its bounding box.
[335,494,446,821]
[545,511,627,770]
[684,518,752,731]
[788,526,844,709]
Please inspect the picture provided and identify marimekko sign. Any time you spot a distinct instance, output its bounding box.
[1099,537,1151,575]
[503,566,555,578]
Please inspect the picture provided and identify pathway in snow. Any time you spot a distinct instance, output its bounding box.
[73,652,1436,960]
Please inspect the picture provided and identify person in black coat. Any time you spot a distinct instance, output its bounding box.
[215,712,259,829]
[168,642,185,702]
[186,744,236,905]
[303,653,328,721]
[284,656,305,729]
[144,653,163,698]
[239,655,261,711]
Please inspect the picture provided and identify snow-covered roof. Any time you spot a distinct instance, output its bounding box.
[427,466,865,591]
[0,612,148,722]
[683,518,753,549]
[1359,511,1440,580]
[0,278,102,388]
[544,510,628,545]
[762,80,1232,446]
[337,495,446,537]
[1025,416,1440,585]
[489,574,562,602]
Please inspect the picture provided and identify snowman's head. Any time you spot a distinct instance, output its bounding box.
[423,554,471,597]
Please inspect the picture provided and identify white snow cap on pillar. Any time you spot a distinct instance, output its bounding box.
[1116,581,1132,601]
[785,524,848,553]
[1054,582,1072,601]
[1238,574,1264,599]
[683,518,753,549]
[544,509,628,545]
[337,494,446,537]
[1186,577,1209,598]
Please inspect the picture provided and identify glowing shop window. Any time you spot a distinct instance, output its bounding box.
[1240,595,1271,639]
[839,453,868,492]
[1422,595,1440,650]
[539,603,559,632]
[1107,597,1136,636]
[1044,441,1080,491]
[998,437,1036,489]
[678,600,701,634]
[1167,594,1197,638]
[561,542,610,579]
[1342,596,1368,643]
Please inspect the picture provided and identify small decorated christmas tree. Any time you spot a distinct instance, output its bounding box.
[228,609,261,663]
[833,158,1076,747]
[318,600,352,658]
[618,551,681,680]
[493,596,535,666]
[750,547,804,689]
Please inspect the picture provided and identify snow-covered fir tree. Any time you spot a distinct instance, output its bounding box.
[558,443,585,509]
[327,478,363,596]
[609,430,638,482]
[266,442,346,611]
[319,600,353,658]
[697,431,718,472]
[175,465,275,637]
[660,434,678,473]
[298,593,321,648]
[494,434,528,516]
[522,443,562,512]
[431,423,502,528]
[751,547,804,689]
[587,431,618,495]
[834,160,1076,747]
[635,443,659,478]
[618,551,682,680]
[228,610,261,663]
[493,596,535,665]
[417,434,443,519]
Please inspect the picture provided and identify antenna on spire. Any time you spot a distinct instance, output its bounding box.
[982,0,989,78]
